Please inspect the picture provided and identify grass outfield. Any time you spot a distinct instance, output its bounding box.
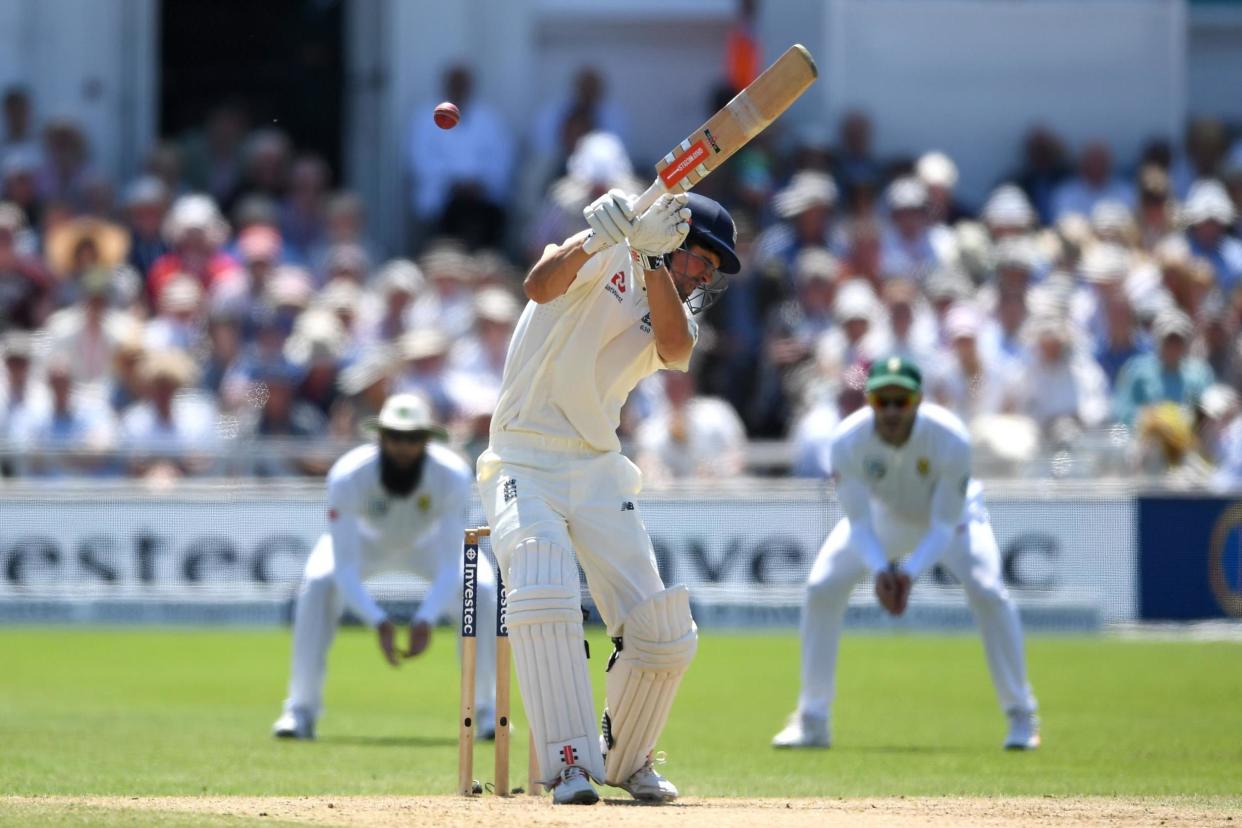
[1,628,1240,804]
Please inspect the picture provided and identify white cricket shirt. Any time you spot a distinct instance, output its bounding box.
[830,402,980,577]
[325,442,473,626]
[490,243,697,453]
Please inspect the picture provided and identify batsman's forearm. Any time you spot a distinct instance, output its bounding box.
[645,267,694,365]
[524,230,593,303]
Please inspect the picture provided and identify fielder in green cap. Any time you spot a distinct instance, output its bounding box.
[774,355,1040,752]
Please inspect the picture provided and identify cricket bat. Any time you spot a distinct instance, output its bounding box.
[635,43,817,214]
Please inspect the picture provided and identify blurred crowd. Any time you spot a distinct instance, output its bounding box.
[4,62,1242,487]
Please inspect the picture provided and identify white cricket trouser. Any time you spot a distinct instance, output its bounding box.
[797,508,1037,721]
[477,438,666,633]
[282,534,498,718]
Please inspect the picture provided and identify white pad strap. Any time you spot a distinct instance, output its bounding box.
[505,538,604,783]
[602,585,697,784]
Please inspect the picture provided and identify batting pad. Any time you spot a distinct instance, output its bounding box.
[505,537,604,783]
[602,585,698,784]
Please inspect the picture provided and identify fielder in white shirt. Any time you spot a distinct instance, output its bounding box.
[476,190,740,804]
[272,394,497,740]
[773,356,1040,751]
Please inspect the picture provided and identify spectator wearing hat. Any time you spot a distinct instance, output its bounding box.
[211,224,284,321]
[0,202,52,330]
[814,280,883,385]
[147,194,240,307]
[119,348,218,478]
[449,287,519,392]
[928,303,1017,426]
[408,241,477,340]
[408,64,514,250]
[105,327,146,416]
[1113,308,1214,426]
[44,269,134,385]
[8,353,118,478]
[755,171,842,288]
[923,264,976,340]
[320,242,371,287]
[1010,314,1110,436]
[122,176,170,281]
[1051,141,1134,222]
[1135,165,1175,251]
[144,275,204,352]
[877,278,938,366]
[1180,180,1242,295]
[980,185,1038,243]
[1132,402,1213,488]
[364,259,424,344]
[45,215,130,308]
[879,176,953,281]
[315,277,364,359]
[979,287,1032,366]
[394,328,456,423]
[526,131,643,262]
[285,310,347,419]
[1089,200,1139,251]
[3,148,43,233]
[636,367,748,483]
[1071,243,1134,355]
[328,346,393,440]
[917,151,971,225]
[1192,383,1240,469]
[1,332,49,458]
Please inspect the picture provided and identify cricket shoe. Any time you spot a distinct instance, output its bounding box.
[271,707,316,740]
[617,752,678,803]
[771,711,830,748]
[550,765,599,805]
[476,706,497,742]
[1003,709,1041,750]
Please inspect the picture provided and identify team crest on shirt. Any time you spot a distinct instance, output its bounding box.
[864,457,887,481]
[417,494,431,512]
[605,271,627,301]
[917,457,931,477]
[368,497,389,518]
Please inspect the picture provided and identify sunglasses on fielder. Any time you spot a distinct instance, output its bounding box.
[381,429,429,444]
[868,392,917,411]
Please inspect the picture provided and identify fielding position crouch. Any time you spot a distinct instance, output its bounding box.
[272,393,497,740]
[773,357,1040,751]
[477,189,740,804]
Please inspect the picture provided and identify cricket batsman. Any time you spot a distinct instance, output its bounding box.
[476,189,739,804]
[772,357,1040,751]
[272,393,497,740]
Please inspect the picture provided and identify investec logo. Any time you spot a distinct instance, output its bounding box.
[461,546,477,637]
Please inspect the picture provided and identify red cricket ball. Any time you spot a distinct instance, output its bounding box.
[433,102,460,130]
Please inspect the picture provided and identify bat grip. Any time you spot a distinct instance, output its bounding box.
[630,180,668,217]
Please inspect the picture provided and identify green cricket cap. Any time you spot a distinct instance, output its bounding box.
[865,355,923,394]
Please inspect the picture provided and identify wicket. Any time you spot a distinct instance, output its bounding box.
[458,526,541,796]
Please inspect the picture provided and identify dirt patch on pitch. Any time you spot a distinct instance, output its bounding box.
[4,795,1238,826]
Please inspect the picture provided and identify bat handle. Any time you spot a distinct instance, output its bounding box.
[630,180,668,217]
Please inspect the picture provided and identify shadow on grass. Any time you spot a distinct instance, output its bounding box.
[316,735,458,748]
[830,744,978,755]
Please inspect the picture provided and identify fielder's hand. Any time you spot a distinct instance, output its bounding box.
[875,564,913,616]
[630,193,691,259]
[583,188,635,251]
[377,619,400,666]
[403,620,431,658]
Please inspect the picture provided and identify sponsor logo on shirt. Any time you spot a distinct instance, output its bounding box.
[503,478,518,503]
[864,457,887,481]
[639,312,652,333]
[621,501,635,511]
[605,270,626,302]
[368,497,389,518]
